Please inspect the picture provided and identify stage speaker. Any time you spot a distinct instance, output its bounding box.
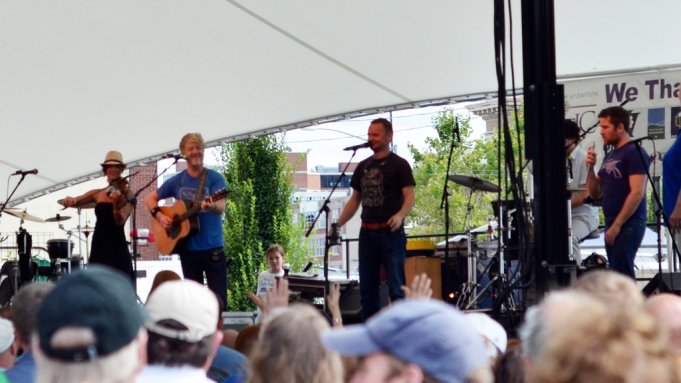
[642,272,681,296]
[339,282,389,324]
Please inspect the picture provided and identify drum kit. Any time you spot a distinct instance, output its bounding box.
[443,174,521,311]
[0,200,95,304]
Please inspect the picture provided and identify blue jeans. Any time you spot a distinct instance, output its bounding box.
[604,219,646,279]
[358,227,407,320]
[180,248,228,309]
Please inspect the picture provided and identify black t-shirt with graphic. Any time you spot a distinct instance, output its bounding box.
[350,152,416,223]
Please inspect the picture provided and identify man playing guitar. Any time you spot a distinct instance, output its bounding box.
[146,133,228,306]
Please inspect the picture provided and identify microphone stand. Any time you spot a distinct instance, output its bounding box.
[0,174,30,216]
[305,150,359,312]
[631,141,679,289]
[124,159,183,295]
[440,118,459,302]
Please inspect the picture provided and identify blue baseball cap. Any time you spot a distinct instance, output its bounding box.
[322,300,489,383]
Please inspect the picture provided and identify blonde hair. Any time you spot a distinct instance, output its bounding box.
[571,269,645,310]
[246,304,343,383]
[528,292,679,383]
[34,329,146,383]
[179,133,205,152]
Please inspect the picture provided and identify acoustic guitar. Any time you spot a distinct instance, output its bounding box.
[151,188,228,255]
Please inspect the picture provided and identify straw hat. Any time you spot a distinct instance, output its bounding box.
[100,151,126,167]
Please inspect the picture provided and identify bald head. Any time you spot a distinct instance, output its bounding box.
[646,293,681,355]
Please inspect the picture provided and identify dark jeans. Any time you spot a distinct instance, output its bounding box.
[358,226,407,320]
[180,248,228,309]
[605,218,646,280]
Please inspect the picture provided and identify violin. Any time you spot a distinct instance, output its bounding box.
[106,177,130,211]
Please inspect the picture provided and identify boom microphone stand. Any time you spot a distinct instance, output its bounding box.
[305,149,360,312]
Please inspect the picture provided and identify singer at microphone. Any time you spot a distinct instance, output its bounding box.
[334,118,416,319]
[13,169,38,176]
[585,106,650,279]
[343,142,372,151]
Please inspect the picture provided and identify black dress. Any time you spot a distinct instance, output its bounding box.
[90,203,133,281]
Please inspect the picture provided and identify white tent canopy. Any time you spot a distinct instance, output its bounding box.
[2,0,681,205]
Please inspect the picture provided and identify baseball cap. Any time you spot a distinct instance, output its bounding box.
[144,280,218,342]
[465,312,507,354]
[0,318,14,353]
[322,300,489,383]
[37,266,146,362]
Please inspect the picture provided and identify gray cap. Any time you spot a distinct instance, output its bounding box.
[322,300,489,383]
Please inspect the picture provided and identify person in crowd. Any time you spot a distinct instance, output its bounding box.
[586,106,650,278]
[208,292,249,383]
[246,304,344,383]
[137,280,224,383]
[233,325,261,360]
[570,268,645,310]
[5,282,55,383]
[492,343,525,383]
[221,330,239,349]
[146,133,228,305]
[335,118,416,319]
[148,270,181,298]
[565,119,600,263]
[323,300,492,383]
[248,244,286,323]
[0,318,16,371]
[646,293,681,356]
[521,290,679,383]
[33,266,147,383]
[62,151,134,280]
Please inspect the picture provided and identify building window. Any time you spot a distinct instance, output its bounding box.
[306,214,315,228]
[317,216,327,229]
[332,209,339,224]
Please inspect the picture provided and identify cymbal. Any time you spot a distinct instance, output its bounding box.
[4,210,45,223]
[447,175,501,193]
[45,214,71,223]
[57,199,96,209]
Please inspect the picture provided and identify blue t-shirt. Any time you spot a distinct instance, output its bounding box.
[663,134,681,224]
[598,143,650,226]
[157,169,226,251]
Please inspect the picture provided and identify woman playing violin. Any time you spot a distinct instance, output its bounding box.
[62,151,134,280]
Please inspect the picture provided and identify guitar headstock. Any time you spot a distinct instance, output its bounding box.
[212,188,229,202]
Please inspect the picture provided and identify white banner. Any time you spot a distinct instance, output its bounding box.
[561,68,681,175]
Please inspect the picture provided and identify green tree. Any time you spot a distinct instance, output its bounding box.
[218,134,311,310]
[407,108,525,235]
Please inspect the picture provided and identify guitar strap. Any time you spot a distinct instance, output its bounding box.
[193,168,209,206]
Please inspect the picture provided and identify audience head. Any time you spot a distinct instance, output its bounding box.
[646,293,681,355]
[148,270,181,298]
[145,280,222,370]
[521,290,679,383]
[11,282,55,350]
[234,324,261,359]
[492,344,526,383]
[221,329,239,349]
[571,269,645,310]
[247,304,343,383]
[34,266,147,383]
[0,318,16,369]
[323,300,492,383]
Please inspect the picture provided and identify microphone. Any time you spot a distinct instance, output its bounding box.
[627,136,650,146]
[454,117,461,143]
[343,142,371,151]
[13,169,38,176]
[302,261,314,273]
[162,153,188,160]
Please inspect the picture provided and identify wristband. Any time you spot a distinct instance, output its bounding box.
[150,207,161,218]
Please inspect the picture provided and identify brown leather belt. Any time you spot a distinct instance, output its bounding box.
[361,221,391,230]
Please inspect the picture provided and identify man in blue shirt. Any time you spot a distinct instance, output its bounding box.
[146,133,228,306]
[663,92,681,255]
[586,106,650,279]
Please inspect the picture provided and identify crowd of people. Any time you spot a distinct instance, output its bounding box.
[0,264,681,383]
